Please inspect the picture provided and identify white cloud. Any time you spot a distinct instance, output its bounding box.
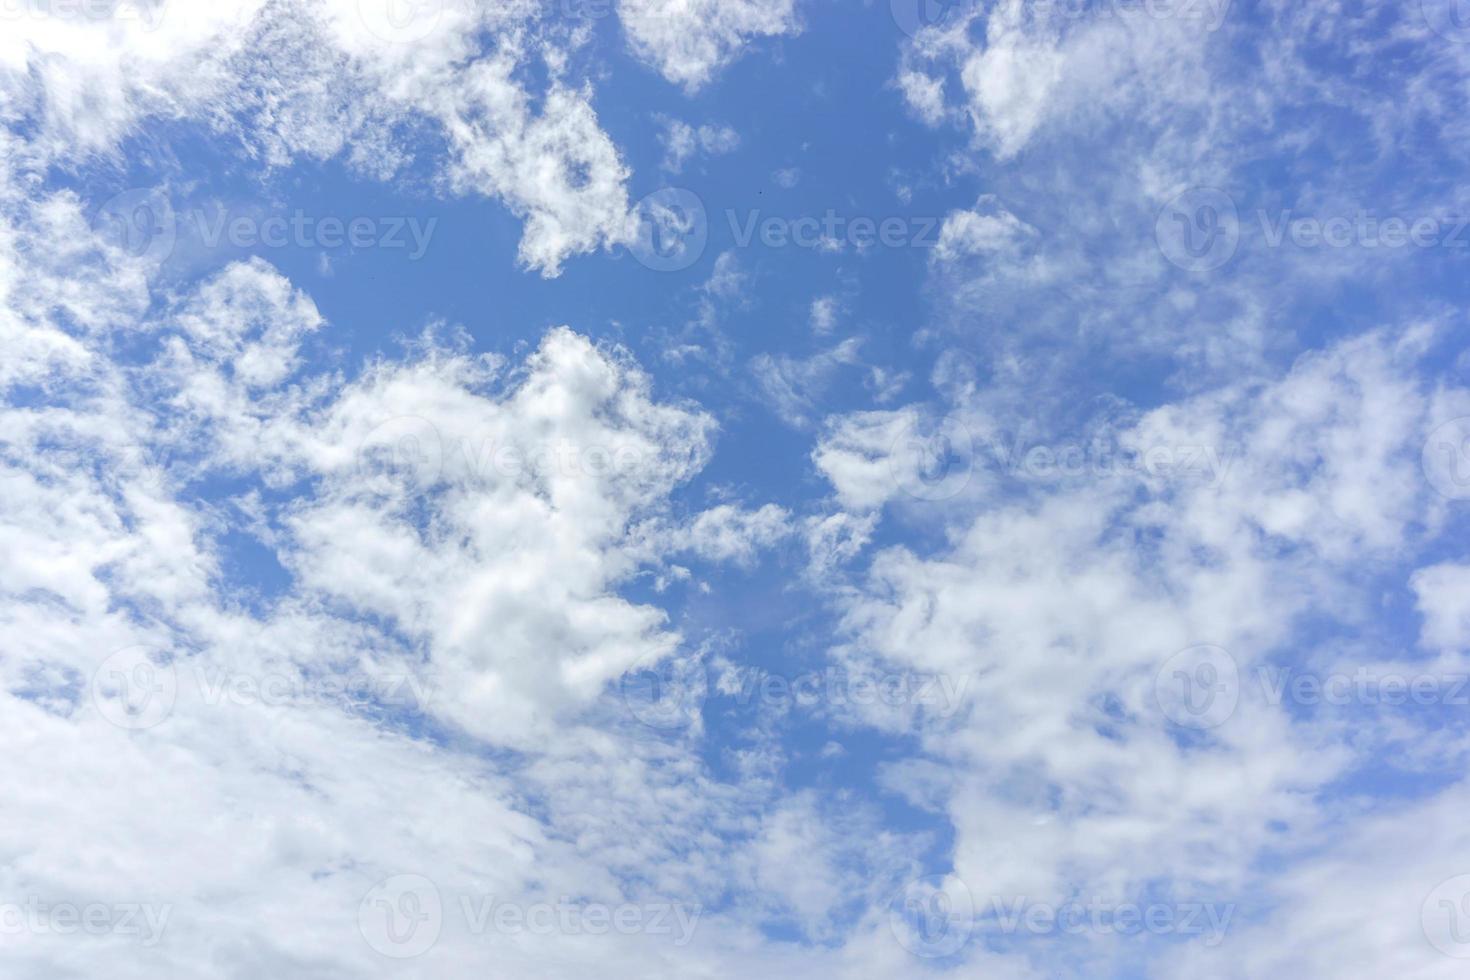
[1413,563,1470,651]
[0,1,634,276]
[751,339,863,429]
[812,325,1468,971]
[934,196,1037,262]
[678,503,793,566]
[659,116,741,173]
[809,295,840,334]
[619,0,801,92]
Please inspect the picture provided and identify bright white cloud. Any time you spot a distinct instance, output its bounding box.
[619,0,801,92]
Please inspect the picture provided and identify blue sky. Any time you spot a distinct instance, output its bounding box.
[3,0,1470,977]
